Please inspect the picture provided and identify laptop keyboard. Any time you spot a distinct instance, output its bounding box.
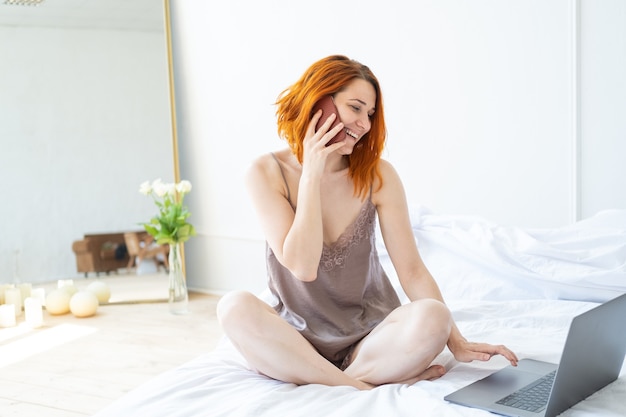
[496,370,556,413]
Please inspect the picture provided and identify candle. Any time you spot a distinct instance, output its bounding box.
[69,291,99,318]
[0,284,14,304]
[45,289,71,315]
[18,283,32,302]
[57,279,77,296]
[24,297,44,328]
[87,281,111,304]
[30,288,46,307]
[0,304,16,327]
[4,287,22,316]
[57,279,74,289]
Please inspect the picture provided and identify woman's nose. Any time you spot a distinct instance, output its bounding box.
[356,114,370,131]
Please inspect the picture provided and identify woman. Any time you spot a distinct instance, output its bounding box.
[217,55,518,390]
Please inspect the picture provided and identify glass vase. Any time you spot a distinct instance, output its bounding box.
[168,243,189,314]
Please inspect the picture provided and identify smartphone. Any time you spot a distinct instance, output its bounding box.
[312,95,347,146]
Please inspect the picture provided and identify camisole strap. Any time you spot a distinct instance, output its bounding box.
[270,152,295,209]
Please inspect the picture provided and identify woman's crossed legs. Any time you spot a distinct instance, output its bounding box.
[216,291,452,390]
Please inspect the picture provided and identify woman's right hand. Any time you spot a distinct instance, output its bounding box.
[301,110,345,175]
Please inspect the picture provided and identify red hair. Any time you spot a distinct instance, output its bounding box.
[275,55,386,198]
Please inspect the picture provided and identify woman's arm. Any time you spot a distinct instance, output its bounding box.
[245,153,323,282]
[245,112,345,282]
[373,160,518,366]
[372,160,442,301]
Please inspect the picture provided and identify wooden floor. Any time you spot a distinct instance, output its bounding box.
[0,274,223,417]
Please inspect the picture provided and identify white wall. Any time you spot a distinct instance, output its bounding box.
[0,25,173,284]
[168,0,626,293]
[579,0,626,218]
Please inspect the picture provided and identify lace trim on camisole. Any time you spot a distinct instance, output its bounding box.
[320,200,375,272]
[269,152,375,272]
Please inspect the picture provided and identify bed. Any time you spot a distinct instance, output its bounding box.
[94,207,626,417]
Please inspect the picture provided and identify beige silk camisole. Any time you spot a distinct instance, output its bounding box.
[266,154,401,367]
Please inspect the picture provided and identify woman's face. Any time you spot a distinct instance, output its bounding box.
[333,78,376,153]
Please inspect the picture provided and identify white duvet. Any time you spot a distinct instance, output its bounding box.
[94,208,626,417]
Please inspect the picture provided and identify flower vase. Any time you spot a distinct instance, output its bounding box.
[168,243,189,314]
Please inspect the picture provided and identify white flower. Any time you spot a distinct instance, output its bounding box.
[151,179,168,197]
[177,180,192,194]
[139,181,152,195]
[164,182,177,197]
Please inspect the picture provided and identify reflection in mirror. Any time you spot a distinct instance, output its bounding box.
[0,1,175,294]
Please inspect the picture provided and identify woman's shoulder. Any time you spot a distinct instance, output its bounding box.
[246,149,296,189]
[372,158,404,205]
[248,149,286,175]
[249,149,292,169]
[375,158,402,184]
[246,149,298,209]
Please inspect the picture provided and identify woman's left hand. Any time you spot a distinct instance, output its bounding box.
[448,337,519,367]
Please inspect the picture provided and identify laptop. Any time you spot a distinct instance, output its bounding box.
[444,292,626,417]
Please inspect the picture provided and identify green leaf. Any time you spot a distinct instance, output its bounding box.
[143,224,159,236]
[141,188,195,245]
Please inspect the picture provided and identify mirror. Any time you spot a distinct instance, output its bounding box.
[0,1,175,298]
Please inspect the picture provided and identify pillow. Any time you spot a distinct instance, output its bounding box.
[377,206,626,303]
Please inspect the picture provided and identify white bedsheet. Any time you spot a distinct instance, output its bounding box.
[94,209,626,417]
[398,206,626,303]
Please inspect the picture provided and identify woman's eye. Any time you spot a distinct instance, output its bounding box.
[350,105,360,112]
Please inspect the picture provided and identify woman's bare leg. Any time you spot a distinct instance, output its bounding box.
[344,299,452,385]
[217,291,372,390]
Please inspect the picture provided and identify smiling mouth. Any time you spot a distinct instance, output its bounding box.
[346,129,359,140]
